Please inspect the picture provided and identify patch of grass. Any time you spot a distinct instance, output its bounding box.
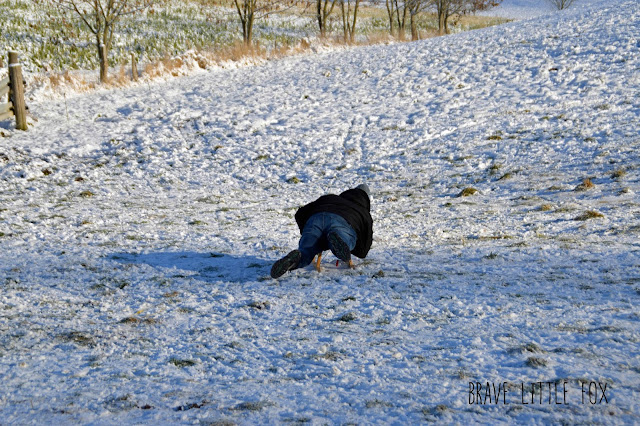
[174,400,208,411]
[574,210,605,221]
[79,190,95,198]
[338,312,357,322]
[232,400,273,411]
[489,163,503,175]
[314,351,342,361]
[372,270,385,278]
[457,187,478,197]
[611,169,626,179]
[365,399,393,409]
[574,178,595,192]
[119,316,157,325]
[57,331,96,347]
[525,357,548,368]
[508,343,545,354]
[498,172,513,180]
[539,204,553,211]
[246,300,271,310]
[169,358,197,368]
[287,176,301,184]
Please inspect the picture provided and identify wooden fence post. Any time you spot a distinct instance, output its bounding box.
[131,52,138,82]
[8,51,27,130]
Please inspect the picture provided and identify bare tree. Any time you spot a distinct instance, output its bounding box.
[546,0,577,10]
[385,0,408,38]
[407,0,425,40]
[340,0,361,43]
[317,0,339,37]
[53,0,153,83]
[234,0,296,46]
[431,0,501,35]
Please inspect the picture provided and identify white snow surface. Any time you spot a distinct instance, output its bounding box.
[1,0,640,423]
[483,0,601,19]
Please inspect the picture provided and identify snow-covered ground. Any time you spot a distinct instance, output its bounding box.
[484,0,600,19]
[1,0,639,423]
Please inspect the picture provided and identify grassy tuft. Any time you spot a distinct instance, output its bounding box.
[525,357,548,368]
[539,204,553,211]
[574,210,604,221]
[457,187,478,197]
[611,169,626,179]
[169,358,197,368]
[574,178,595,192]
[338,312,357,322]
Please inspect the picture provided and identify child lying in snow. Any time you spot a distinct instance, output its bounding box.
[271,183,373,279]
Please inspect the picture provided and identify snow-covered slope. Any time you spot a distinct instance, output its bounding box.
[484,0,603,19]
[1,0,639,423]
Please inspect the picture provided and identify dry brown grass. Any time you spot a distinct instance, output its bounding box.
[457,187,479,197]
[611,169,627,180]
[574,210,605,221]
[36,8,506,94]
[539,204,553,211]
[574,178,595,191]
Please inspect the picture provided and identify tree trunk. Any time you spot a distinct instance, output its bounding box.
[341,0,348,42]
[410,13,418,40]
[385,0,395,36]
[349,0,359,43]
[317,0,325,37]
[97,42,108,83]
[438,9,447,35]
[246,11,254,45]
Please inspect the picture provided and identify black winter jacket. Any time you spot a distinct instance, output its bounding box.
[294,188,373,258]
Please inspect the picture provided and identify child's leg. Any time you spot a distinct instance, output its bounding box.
[326,214,357,254]
[298,214,326,268]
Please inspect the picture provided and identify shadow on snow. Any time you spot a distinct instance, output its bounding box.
[110,251,272,283]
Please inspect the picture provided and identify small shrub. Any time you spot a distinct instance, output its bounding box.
[539,204,553,211]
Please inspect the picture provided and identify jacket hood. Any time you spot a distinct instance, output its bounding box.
[339,188,370,212]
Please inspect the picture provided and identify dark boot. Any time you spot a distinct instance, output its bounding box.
[270,250,301,278]
[327,232,351,263]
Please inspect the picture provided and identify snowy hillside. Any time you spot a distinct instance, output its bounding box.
[484,0,603,19]
[1,0,639,423]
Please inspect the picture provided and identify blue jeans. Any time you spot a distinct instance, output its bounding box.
[298,212,357,268]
